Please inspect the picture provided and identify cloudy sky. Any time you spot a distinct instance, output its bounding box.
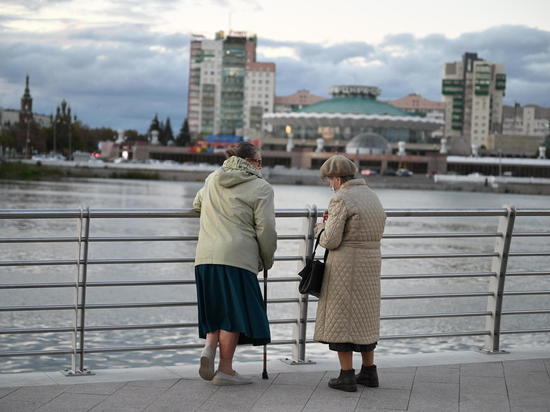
[1,0,550,132]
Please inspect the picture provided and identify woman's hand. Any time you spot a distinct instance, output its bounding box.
[322,210,329,222]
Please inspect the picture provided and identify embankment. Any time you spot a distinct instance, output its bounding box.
[2,160,550,195]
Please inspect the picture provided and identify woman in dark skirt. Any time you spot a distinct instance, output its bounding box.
[193,142,277,386]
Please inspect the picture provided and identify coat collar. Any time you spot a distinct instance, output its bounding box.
[341,178,367,190]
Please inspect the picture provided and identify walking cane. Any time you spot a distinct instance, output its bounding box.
[262,269,269,379]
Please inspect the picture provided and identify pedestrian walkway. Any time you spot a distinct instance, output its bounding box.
[1,352,549,411]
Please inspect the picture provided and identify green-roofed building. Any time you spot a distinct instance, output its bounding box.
[298,97,413,117]
[263,85,443,145]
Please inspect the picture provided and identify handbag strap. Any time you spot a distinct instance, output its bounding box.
[312,229,323,255]
[311,229,329,262]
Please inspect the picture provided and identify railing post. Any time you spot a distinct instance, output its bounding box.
[64,207,94,376]
[67,207,83,374]
[283,205,317,365]
[481,205,516,354]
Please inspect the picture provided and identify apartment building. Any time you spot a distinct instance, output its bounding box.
[502,104,550,137]
[442,52,506,150]
[187,31,275,138]
[244,62,275,134]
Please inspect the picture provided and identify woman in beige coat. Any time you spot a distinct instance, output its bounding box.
[314,155,386,392]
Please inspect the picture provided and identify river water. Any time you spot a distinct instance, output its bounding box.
[1,178,549,373]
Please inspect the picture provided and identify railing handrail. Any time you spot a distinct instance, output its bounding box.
[0,207,513,219]
[1,206,550,373]
[2,207,550,219]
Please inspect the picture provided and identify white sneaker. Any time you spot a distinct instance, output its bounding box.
[199,346,216,381]
[212,370,252,386]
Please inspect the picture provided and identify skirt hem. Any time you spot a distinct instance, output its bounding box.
[195,264,271,347]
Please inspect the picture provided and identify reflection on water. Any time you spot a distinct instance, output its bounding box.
[1,178,550,373]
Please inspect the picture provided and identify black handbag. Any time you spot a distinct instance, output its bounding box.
[298,230,328,297]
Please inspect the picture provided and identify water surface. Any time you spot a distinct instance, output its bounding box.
[1,178,549,373]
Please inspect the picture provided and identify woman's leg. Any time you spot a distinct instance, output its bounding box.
[217,330,240,375]
[205,330,220,348]
[329,351,357,392]
[199,330,219,381]
[357,350,378,387]
[361,350,374,367]
[337,351,354,371]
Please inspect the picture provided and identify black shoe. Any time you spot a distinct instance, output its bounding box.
[356,364,379,387]
[328,369,357,392]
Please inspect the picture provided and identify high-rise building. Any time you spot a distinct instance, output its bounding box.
[187,31,275,138]
[442,52,506,150]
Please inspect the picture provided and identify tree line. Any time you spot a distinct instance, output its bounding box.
[0,115,192,157]
[148,115,191,147]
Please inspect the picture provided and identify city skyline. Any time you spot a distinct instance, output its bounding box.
[1,0,550,130]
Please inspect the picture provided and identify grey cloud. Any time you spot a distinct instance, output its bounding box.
[380,33,416,47]
[101,1,185,21]
[419,33,451,50]
[0,13,82,27]
[70,24,191,49]
[206,0,263,9]
[0,14,18,22]
[260,38,375,65]
[2,0,72,10]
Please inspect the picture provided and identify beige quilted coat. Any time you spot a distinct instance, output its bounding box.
[314,178,386,345]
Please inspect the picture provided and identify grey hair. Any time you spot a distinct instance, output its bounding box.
[340,175,355,182]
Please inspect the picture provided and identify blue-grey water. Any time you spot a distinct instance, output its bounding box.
[1,178,549,374]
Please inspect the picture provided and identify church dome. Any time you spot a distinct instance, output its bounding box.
[345,133,391,155]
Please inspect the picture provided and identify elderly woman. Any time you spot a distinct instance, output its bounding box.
[314,155,386,392]
[193,141,277,386]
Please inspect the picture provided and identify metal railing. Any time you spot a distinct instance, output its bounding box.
[1,207,550,374]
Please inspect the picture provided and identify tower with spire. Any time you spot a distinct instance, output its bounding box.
[19,75,33,125]
[53,99,74,156]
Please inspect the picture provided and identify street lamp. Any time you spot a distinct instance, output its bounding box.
[68,117,72,160]
[50,114,57,154]
[25,118,31,159]
[285,125,294,152]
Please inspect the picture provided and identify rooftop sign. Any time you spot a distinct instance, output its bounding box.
[330,85,381,99]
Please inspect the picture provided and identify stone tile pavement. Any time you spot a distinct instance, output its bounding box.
[1,356,550,411]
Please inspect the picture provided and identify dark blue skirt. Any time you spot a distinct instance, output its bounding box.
[195,264,271,346]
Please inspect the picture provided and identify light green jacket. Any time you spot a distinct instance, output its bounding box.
[193,156,277,273]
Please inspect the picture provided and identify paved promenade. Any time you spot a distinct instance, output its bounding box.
[1,351,549,411]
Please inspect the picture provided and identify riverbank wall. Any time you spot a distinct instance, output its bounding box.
[2,159,550,195]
